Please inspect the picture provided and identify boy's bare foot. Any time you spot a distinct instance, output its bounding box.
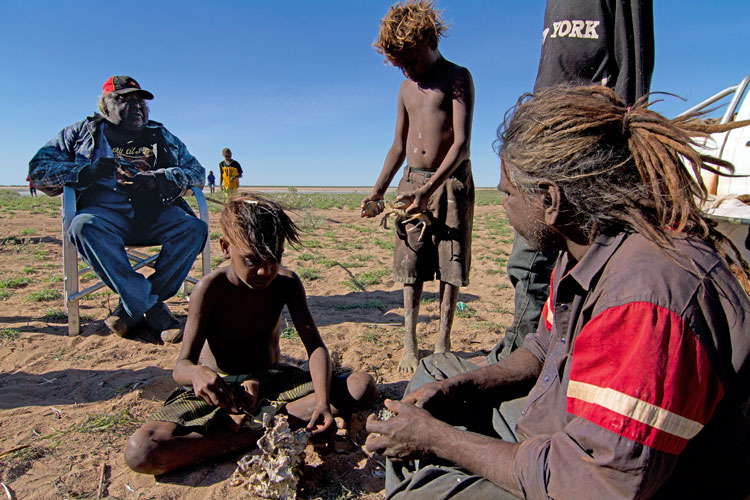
[398,350,419,373]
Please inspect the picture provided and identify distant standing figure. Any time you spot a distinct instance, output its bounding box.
[219,148,242,198]
[26,175,37,197]
[207,170,216,194]
[361,0,475,374]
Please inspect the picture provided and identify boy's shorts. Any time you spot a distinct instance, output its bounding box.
[150,364,314,431]
[393,160,474,287]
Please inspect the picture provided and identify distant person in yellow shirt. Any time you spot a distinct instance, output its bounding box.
[219,148,242,198]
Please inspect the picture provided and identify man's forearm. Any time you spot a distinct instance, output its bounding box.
[430,424,523,496]
[443,346,542,403]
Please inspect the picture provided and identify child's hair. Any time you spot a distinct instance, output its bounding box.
[220,194,301,263]
[497,84,750,291]
[222,148,231,156]
[374,0,448,60]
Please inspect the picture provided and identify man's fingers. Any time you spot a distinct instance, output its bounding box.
[383,398,404,412]
[366,413,386,434]
[402,391,419,405]
[365,433,389,453]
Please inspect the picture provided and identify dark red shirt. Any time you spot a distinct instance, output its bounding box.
[514,231,749,499]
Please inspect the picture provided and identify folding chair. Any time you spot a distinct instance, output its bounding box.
[61,185,211,336]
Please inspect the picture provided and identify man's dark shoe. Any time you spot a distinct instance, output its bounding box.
[145,302,183,343]
[104,304,142,338]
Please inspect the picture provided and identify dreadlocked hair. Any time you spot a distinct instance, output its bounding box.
[220,193,301,263]
[497,84,750,292]
[374,0,448,59]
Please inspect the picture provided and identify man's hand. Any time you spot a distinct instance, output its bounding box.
[361,194,385,218]
[365,399,440,459]
[403,380,467,424]
[306,403,335,436]
[129,170,158,193]
[191,366,237,412]
[86,158,117,181]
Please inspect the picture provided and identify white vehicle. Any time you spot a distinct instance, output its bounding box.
[681,75,750,260]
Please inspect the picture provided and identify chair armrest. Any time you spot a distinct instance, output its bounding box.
[62,186,77,232]
[190,186,210,225]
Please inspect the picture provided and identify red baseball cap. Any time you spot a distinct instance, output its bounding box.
[101,75,154,100]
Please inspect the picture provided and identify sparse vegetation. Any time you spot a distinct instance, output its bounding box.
[25,288,62,302]
[297,267,320,281]
[73,410,140,434]
[333,299,387,311]
[0,276,32,289]
[343,269,390,291]
[280,319,298,339]
[455,302,476,318]
[0,328,21,343]
[41,307,67,322]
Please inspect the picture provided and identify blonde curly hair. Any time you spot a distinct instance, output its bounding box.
[373,0,449,60]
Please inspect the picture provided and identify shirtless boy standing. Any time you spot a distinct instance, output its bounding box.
[125,195,376,474]
[361,0,474,373]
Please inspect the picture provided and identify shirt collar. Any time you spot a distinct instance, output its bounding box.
[563,232,628,291]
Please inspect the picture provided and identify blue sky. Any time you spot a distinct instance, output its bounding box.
[2,0,748,188]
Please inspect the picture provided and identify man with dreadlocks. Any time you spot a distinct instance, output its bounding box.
[366,85,750,499]
[125,195,376,474]
[361,0,475,374]
[28,75,207,342]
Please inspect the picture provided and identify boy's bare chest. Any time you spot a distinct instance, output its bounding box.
[403,84,452,115]
[209,284,286,335]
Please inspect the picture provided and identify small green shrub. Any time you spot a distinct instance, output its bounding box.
[25,288,62,302]
[0,276,32,289]
[41,308,68,322]
[297,267,320,281]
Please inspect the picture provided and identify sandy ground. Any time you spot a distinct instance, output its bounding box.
[0,190,514,499]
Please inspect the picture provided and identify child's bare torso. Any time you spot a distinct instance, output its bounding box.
[198,269,293,375]
[401,61,466,170]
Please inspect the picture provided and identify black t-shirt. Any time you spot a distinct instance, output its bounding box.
[533,0,654,105]
[104,126,158,185]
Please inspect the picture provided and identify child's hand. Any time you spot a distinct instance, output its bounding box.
[306,404,335,435]
[396,189,428,214]
[361,196,385,218]
[234,379,260,415]
[192,367,237,412]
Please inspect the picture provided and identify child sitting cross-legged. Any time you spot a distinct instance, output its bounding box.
[125,194,377,475]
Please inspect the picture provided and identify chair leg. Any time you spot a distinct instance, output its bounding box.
[62,191,80,336]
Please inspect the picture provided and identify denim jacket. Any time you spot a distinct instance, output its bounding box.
[28,114,204,209]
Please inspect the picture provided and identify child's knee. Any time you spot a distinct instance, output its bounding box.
[347,371,378,407]
[124,422,174,474]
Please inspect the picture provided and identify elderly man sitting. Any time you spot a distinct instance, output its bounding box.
[366,85,750,499]
[29,75,207,343]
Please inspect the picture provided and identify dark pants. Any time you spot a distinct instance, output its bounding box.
[386,353,526,500]
[487,234,556,364]
[68,204,208,320]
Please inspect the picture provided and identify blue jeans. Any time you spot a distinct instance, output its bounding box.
[68,204,208,320]
[487,233,556,364]
[386,354,525,500]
